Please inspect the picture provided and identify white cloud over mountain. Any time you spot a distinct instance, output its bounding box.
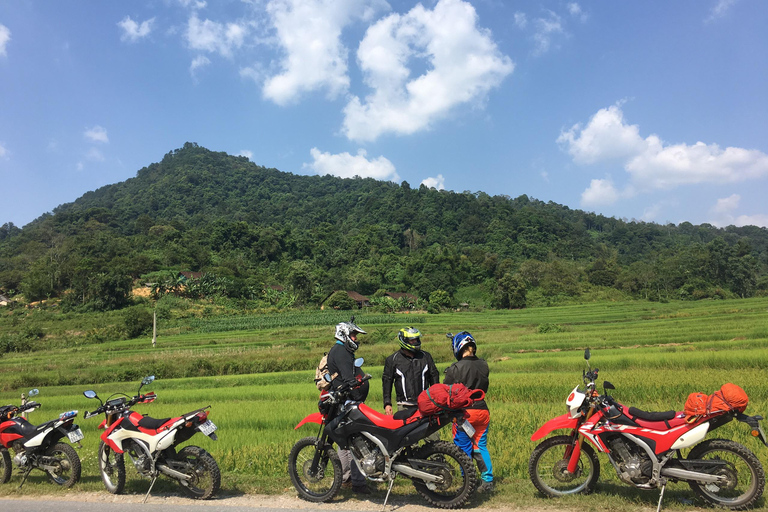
[560,104,768,206]
[341,0,513,142]
[304,147,399,182]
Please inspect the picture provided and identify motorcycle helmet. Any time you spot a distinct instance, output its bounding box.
[451,331,476,360]
[335,320,367,353]
[398,327,422,352]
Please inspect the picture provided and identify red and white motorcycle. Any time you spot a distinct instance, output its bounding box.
[0,388,83,488]
[529,349,767,512]
[83,375,220,501]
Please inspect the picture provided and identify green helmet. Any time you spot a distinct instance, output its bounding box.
[398,327,422,352]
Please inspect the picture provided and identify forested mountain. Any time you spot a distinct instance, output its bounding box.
[1,142,766,310]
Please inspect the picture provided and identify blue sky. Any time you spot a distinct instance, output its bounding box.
[1,0,766,229]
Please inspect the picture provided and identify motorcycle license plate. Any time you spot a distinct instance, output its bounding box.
[67,428,84,443]
[459,420,475,437]
[199,420,217,436]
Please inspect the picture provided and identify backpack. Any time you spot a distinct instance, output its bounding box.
[684,383,749,420]
[417,383,485,416]
[314,353,337,392]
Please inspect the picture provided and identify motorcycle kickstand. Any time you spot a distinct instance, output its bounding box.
[17,467,33,490]
[656,481,667,512]
[382,474,397,511]
[143,474,159,504]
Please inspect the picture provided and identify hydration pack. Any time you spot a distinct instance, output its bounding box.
[314,353,337,392]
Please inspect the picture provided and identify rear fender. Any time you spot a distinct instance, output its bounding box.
[531,413,578,441]
[295,412,324,430]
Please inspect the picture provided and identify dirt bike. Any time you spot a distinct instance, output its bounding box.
[290,357,479,509]
[529,349,767,512]
[0,388,83,488]
[83,375,220,501]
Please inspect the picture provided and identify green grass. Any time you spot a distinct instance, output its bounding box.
[2,297,768,510]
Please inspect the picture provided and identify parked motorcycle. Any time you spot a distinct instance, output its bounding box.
[83,375,220,501]
[0,388,83,488]
[529,349,766,511]
[290,358,479,509]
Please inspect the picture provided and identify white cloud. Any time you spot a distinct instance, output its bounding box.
[532,11,563,56]
[641,203,663,223]
[118,16,155,43]
[580,178,619,207]
[421,174,445,190]
[238,150,253,160]
[567,3,588,22]
[342,0,513,142]
[84,126,109,144]
[558,104,646,164]
[86,147,105,162]
[513,12,527,29]
[0,23,10,56]
[732,214,768,228]
[190,55,211,76]
[304,147,399,181]
[559,104,768,192]
[178,0,207,9]
[706,0,738,23]
[186,14,246,58]
[0,142,7,159]
[712,193,740,213]
[262,0,389,106]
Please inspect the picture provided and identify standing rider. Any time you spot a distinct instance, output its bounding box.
[326,320,371,494]
[382,327,440,419]
[444,331,494,493]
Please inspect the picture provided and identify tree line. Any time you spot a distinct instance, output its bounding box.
[1,142,766,311]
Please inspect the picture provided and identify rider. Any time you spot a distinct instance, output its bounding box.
[382,327,439,419]
[443,331,494,493]
[326,320,371,494]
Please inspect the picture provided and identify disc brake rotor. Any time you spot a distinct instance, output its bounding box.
[553,459,579,482]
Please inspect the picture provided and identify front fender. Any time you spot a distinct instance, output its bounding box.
[531,413,578,441]
[294,412,324,430]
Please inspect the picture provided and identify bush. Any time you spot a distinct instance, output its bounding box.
[324,291,357,310]
[123,306,153,339]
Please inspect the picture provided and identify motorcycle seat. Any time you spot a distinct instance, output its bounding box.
[627,407,687,430]
[137,416,173,430]
[358,404,412,429]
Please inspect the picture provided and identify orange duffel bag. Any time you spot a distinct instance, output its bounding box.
[684,383,748,420]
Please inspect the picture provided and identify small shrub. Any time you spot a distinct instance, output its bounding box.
[123,306,153,339]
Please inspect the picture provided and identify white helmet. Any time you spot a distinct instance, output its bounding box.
[335,320,366,352]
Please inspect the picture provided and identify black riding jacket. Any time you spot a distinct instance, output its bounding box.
[443,355,489,410]
[327,341,369,403]
[382,349,440,408]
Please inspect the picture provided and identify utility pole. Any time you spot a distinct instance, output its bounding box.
[152,306,157,348]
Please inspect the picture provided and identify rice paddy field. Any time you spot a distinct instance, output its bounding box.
[1,297,768,510]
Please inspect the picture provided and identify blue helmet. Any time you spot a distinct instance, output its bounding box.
[450,331,476,360]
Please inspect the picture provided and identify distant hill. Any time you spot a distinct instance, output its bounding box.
[1,142,766,308]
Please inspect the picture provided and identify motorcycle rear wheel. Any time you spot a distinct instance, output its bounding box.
[529,435,600,497]
[687,438,764,510]
[0,447,10,484]
[288,436,342,503]
[176,445,221,500]
[98,441,126,494]
[45,442,81,487]
[411,440,478,509]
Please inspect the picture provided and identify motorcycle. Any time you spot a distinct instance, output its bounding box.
[529,349,767,512]
[0,388,83,488]
[83,375,220,501]
[289,357,479,509]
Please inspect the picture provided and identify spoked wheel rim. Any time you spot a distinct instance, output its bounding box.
[529,436,599,497]
[293,443,337,495]
[288,437,342,502]
[689,441,764,508]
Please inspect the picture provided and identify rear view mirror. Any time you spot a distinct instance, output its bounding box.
[354,357,364,368]
[27,389,39,397]
[141,375,156,386]
[584,348,591,361]
[83,390,98,399]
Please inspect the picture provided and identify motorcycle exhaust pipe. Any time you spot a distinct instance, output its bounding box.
[391,463,443,483]
[660,467,723,484]
[157,464,191,481]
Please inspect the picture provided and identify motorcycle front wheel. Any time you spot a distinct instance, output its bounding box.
[0,447,11,484]
[45,442,81,487]
[411,440,478,509]
[176,445,221,500]
[529,435,600,497]
[687,438,765,510]
[98,441,126,494]
[288,436,342,503]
